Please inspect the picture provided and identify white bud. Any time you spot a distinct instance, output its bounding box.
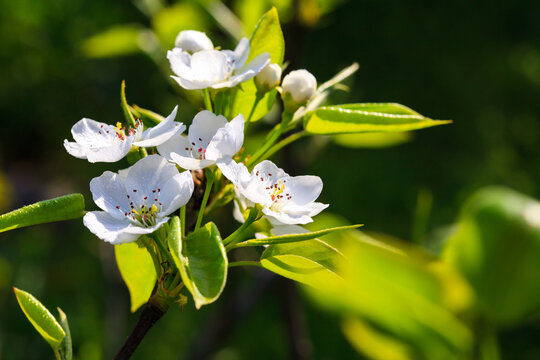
[255,63,282,91]
[281,69,317,103]
[174,30,214,53]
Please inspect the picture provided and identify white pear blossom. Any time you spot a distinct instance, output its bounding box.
[218,159,328,225]
[282,69,317,104]
[157,110,244,170]
[64,106,185,163]
[167,36,270,90]
[83,155,194,244]
[255,63,282,91]
[175,30,214,53]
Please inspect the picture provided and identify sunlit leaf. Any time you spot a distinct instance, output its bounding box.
[333,132,411,148]
[152,3,209,48]
[168,220,228,309]
[443,186,540,325]
[0,194,85,233]
[13,287,65,349]
[229,7,284,122]
[57,307,72,360]
[304,103,451,135]
[115,242,157,312]
[260,238,344,288]
[81,25,143,58]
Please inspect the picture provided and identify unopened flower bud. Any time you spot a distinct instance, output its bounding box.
[174,30,214,53]
[255,63,282,92]
[281,69,317,104]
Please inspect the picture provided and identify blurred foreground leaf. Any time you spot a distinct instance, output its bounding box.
[229,7,284,122]
[115,241,157,312]
[306,238,473,359]
[57,308,72,360]
[0,194,85,233]
[333,132,411,148]
[168,220,228,309]
[443,186,540,326]
[13,287,65,349]
[304,103,451,135]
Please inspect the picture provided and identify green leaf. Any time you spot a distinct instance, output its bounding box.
[232,224,363,248]
[56,308,72,360]
[13,287,65,349]
[304,103,451,135]
[443,186,540,325]
[306,239,473,359]
[229,7,284,122]
[0,194,85,233]
[115,242,157,312]
[120,80,135,126]
[168,220,228,309]
[151,3,209,48]
[260,238,345,288]
[333,132,411,149]
[80,25,143,58]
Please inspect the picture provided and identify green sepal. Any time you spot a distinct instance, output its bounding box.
[304,103,451,135]
[57,307,72,360]
[13,287,65,349]
[167,219,228,309]
[0,194,85,233]
[120,80,136,126]
[130,104,165,128]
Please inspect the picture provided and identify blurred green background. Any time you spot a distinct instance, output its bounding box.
[1,0,540,359]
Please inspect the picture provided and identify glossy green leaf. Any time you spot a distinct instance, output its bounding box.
[115,242,157,312]
[13,287,65,349]
[0,194,85,233]
[443,186,540,325]
[333,132,411,148]
[229,7,284,122]
[57,307,72,360]
[80,25,143,58]
[233,224,362,248]
[168,221,228,309]
[260,238,345,288]
[306,239,473,359]
[304,103,451,135]
[120,81,135,126]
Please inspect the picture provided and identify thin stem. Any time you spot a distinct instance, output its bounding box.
[195,169,214,230]
[223,207,259,247]
[138,147,148,158]
[144,238,162,277]
[228,261,263,268]
[53,348,62,360]
[202,88,213,112]
[263,131,308,160]
[180,206,186,239]
[152,234,175,271]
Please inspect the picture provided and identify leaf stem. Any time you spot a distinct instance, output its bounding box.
[228,261,263,268]
[263,131,308,160]
[202,88,213,112]
[195,169,214,230]
[245,92,264,134]
[180,206,186,240]
[223,207,260,247]
[152,233,175,271]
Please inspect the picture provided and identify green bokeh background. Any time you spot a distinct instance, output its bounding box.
[1,0,539,358]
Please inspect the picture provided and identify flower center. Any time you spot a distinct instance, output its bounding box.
[116,188,164,227]
[186,137,209,160]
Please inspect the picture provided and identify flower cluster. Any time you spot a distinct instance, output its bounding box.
[66,29,327,246]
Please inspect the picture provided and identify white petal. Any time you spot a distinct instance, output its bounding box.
[262,208,313,225]
[159,171,194,216]
[134,106,186,147]
[83,211,166,244]
[170,75,214,90]
[284,202,329,218]
[175,30,214,53]
[124,155,180,203]
[157,132,191,161]
[90,171,131,219]
[215,52,270,88]
[168,49,194,81]
[190,50,229,83]
[252,160,288,183]
[205,114,244,160]
[270,224,308,236]
[216,158,251,187]
[64,140,87,159]
[233,38,250,68]
[86,138,134,163]
[71,118,116,145]
[285,175,323,206]
[170,153,214,170]
[189,110,228,147]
